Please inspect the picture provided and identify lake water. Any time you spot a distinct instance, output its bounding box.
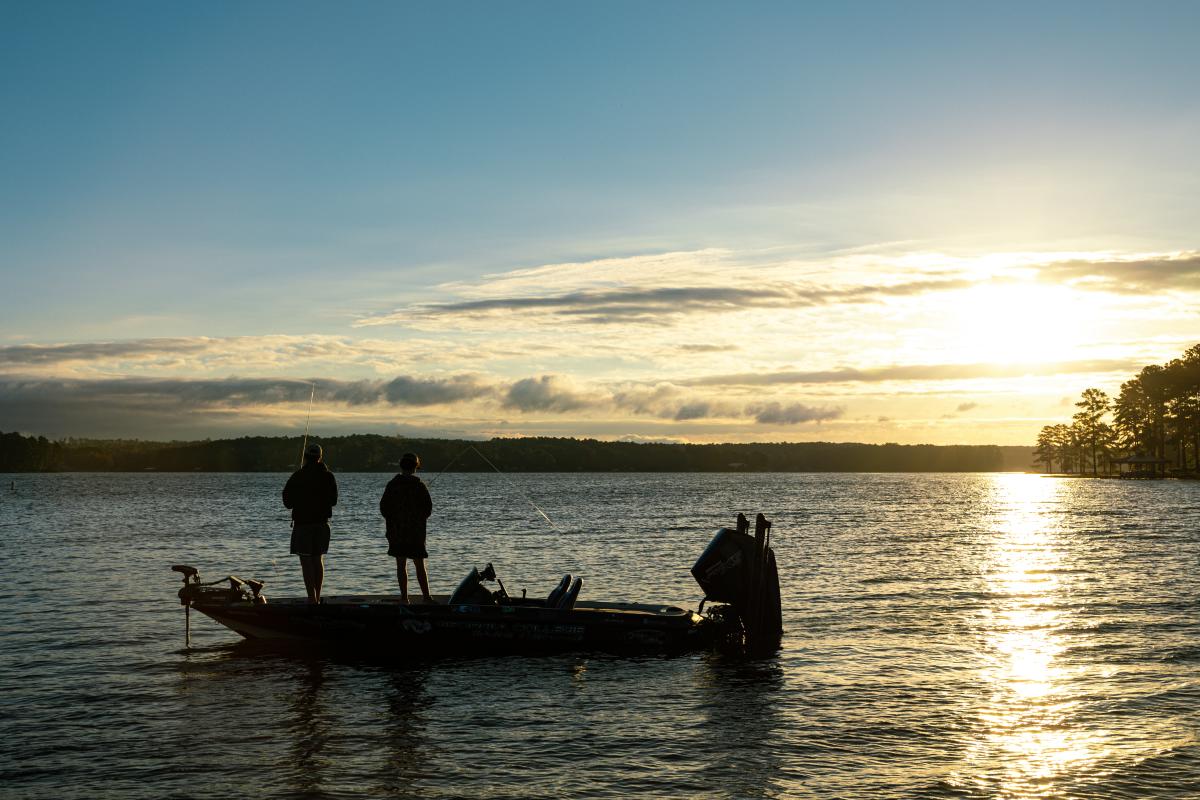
[1,472,1199,799]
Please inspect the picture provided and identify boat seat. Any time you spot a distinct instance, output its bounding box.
[545,574,572,607]
[449,566,496,606]
[557,576,583,610]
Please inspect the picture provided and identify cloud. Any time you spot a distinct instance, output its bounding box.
[0,339,208,364]
[673,402,716,421]
[0,335,474,376]
[0,375,494,413]
[610,384,741,421]
[502,375,596,412]
[687,358,1141,386]
[956,402,979,412]
[610,384,682,416]
[0,338,212,366]
[382,375,492,405]
[354,266,975,327]
[1037,252,1200,293]
[359,285,810,326]
[746,402,843,425]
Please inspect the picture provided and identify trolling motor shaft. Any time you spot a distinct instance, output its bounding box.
[172,565,199,647]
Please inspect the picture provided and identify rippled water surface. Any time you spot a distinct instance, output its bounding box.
[2,472,1199,799]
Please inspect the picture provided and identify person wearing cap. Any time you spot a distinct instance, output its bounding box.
[282,442,339,604]
[379,452,434,604]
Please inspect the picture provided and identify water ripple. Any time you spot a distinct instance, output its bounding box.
[1,472,1198,798]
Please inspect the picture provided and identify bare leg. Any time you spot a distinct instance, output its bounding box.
[414,558,432,602]
[299,555,317,604]
[395,557,409,604]
[312,554,324,604]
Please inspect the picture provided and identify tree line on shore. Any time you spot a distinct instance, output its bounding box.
[0,431,1032,473]
[1035,344,1200,476]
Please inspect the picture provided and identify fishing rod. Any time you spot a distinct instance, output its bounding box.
[469,445,559,531]
[298,381,316,467]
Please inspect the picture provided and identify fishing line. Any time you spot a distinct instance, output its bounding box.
[426,443,475,487]
[469,445,559,531]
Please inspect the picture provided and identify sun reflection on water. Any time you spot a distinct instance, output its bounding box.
[970,474,1110,797]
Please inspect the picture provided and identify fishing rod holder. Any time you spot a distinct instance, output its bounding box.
[227,575,268,604]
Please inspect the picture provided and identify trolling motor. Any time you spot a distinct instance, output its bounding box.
[691,513,783,656]
[172,565,199,648]
[172,565,268,648]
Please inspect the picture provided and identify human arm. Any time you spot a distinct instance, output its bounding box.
[282,473,296,509]
[379,481,393,519]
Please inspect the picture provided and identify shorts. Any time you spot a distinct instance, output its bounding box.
[387,529,428,560]
[290,521,331,556]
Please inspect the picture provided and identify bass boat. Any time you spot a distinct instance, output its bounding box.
[173,513,782,657]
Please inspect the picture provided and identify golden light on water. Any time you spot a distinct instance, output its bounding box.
[972,474,1111,796]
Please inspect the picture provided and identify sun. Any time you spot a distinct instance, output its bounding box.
[936,282,1098,366]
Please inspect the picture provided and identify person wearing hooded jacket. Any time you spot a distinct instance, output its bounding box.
[282,442,338,604]
[379,452,433,604]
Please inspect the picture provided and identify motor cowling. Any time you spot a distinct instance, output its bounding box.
[692,526,755,603]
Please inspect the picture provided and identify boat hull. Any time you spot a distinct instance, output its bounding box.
[192,595,717,655]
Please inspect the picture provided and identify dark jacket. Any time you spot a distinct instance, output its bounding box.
[379,473,432,537]
[282,462,338,524]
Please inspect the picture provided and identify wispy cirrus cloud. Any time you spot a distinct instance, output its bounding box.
[0,335,400,373]
[685,358,1142,386]
[354,277,976,327]
[0,338,213,366]
[351,248,992,329]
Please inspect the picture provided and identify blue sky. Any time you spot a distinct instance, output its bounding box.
[2,1,1199,442]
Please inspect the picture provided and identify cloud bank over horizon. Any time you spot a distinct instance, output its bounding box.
[4,245,1195,444]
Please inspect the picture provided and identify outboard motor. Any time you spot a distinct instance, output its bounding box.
[691,513,782,655]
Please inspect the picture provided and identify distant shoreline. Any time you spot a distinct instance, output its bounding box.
[2,431,1034,473]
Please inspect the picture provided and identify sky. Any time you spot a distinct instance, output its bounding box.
[2,1,1199,445]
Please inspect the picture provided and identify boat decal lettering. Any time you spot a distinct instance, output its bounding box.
[401,619,432,635]
[704,551,742,580]
[437,620,585,642]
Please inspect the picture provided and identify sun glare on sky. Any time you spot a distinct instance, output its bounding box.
[936,282,1100,366]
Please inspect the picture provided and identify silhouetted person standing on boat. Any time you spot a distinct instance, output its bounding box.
[379,452,433,604]
[283,442,338,605]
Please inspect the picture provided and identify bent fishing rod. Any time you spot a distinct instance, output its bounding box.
[298,381,316,467]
